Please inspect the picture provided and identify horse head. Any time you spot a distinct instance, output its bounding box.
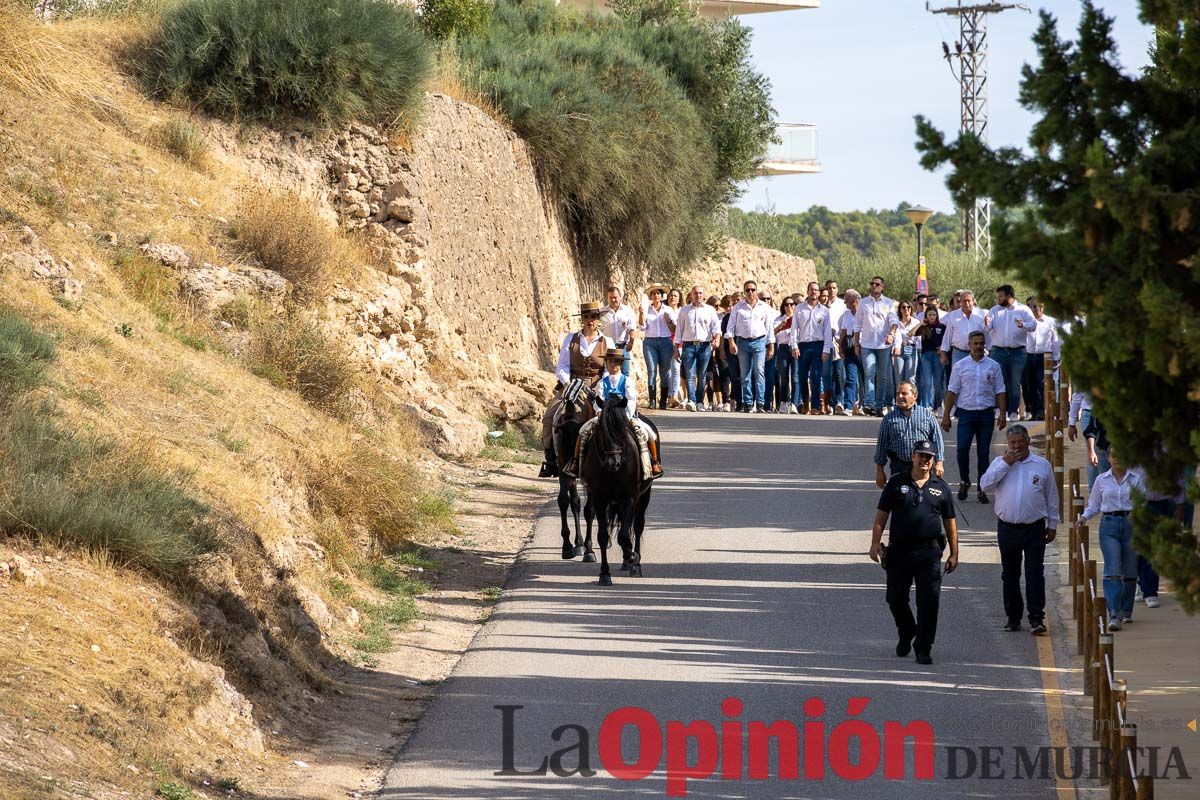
[599,393,631,474]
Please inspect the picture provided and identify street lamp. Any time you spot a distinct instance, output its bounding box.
[905,205,934,294]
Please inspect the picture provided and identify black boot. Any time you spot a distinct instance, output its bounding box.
[538,447,558,478]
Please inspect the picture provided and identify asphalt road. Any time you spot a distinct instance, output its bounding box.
[381,412,1069,799]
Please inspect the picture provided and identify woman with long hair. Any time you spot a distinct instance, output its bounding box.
[666,288,684,408]
[893,300,920,391]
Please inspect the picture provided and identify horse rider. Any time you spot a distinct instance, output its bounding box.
[564,348,663,480]
[540,301,611,478]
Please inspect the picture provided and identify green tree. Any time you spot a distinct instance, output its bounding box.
[914,1,1200,609]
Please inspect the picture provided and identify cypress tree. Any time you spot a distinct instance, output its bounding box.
[914,1,1200,609]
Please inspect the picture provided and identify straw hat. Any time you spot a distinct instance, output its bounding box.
[644,283,670,298]
[571,300,603,317]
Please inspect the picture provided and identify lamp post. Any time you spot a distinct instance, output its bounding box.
[905,205,934,295]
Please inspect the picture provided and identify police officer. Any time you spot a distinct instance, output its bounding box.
[869,440,959,665]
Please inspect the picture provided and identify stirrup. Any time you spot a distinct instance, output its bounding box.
[538,461,558,478]
[561,459,578,478]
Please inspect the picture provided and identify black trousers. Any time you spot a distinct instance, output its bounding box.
[998,519,1047,625]
[885,544,943,655]
[1021,354,1047,418]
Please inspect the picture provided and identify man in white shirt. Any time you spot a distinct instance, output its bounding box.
[723,279,776,412]
[1021,297,1060,421]
[822,281,846,415]
[939,290,987,373]
[676,285,721,411]
[980,425,1059,634]
[854,276,899,416]
[600,285,637,377]
[789,281,833,414]
[985,284,1039,423]
[839,289,863,415]
[941,331,1007,502]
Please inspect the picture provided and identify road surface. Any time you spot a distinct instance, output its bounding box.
[381,412,1072,799]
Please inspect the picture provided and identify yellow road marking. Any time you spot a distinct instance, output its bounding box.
[1036,626,1077,799]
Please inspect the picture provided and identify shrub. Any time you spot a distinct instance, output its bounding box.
[421,0,492,40]
[143,0,432,128]
[0,403,218,574]
[244,311,361,416]
[0,309,57,403]
[153,116,208,169]
[236,191,337,296]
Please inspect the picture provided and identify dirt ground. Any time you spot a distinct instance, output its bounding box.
[249,453,549,800]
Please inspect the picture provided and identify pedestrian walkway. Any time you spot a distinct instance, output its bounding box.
[1048,432,1200,798]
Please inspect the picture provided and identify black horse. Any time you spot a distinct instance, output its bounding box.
[556,418,596,562]
[579,393,654,586]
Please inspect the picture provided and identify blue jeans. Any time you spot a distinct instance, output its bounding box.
[862,347,894,411]
[826,352,846,408]
[735,336,767,409]
[1099,514,1138,619]
[793,340,824,407]
[917,349,945,410]
[775,345,796,409]
[954,407,995,485]
[764,351,777,410]
[989,346,1026,415]
[894,344,917,389]
[842,349,862,409]
[643,337,674,408]
[680,342,712,405]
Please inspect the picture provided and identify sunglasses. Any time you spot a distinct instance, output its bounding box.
[745,287,758,292]
[782,302,795,307]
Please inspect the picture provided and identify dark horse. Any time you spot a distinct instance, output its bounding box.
[556,417,596,562]
[579,394,654,585]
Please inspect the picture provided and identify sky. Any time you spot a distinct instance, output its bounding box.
[734,0,1156,215]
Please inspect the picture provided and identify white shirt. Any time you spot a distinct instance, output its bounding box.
[723,300,776,340]
[791,299,833,347]
[947,355,1005,410]
[677,303,721,343]
[827,298,847,334]
[1080,468,1146,521]
[1027,314,1061,358]
[897,317,921,349]
[641,304,676,338]
[600,303,636,345]
[855,295,899,349]
[554,331,612,385]
[595,371,639,417]
[940,308,988,352]
[838,307,859,337]
[774,314,795,347]
[986,302,1039,348]
[1068,391,1093,426]
[980,453,1060,528]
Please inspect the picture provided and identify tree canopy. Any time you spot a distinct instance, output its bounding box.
[914,0,1200,609]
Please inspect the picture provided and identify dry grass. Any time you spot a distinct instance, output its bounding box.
[235,191,343,298]
[427,43,506,129]
[151,115,210,171]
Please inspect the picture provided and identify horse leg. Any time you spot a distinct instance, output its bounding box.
[597,501,612,586]
[582,495,596,563]
[631,486,651,578]
[618,501,635,571]
[558,477,575,560]
[569,480,586,557]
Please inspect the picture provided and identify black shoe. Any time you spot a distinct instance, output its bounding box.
[977,490,989,504]
[915,651,933,665]
[896,635,914,657]
[958,482,970,501]
[1002,621,1021,632]
[538,462,557,478]
[1030,622,1047,635]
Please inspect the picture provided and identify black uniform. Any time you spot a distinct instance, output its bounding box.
[877,471,956,657]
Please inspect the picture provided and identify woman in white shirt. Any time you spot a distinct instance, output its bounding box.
[893,300,921,389]
[666,288,685,407]
[1078,449,1144,630]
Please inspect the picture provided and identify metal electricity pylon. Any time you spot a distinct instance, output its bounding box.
[927,1,1029,262]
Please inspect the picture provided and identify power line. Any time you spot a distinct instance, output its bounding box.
[926,1,1030,263]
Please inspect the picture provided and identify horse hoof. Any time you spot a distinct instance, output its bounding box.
[561,544,576,560]
[582,552,596,563]
[631,565,643,577]
[599,574,612,586]
[620,560,631,571]
[574,546,586,557]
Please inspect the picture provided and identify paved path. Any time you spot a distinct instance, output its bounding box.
[382,413,1072,799]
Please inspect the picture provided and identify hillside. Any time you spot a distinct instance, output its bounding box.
[0,8,813,799]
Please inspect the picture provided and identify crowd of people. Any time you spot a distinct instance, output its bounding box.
[590,277,1062,423]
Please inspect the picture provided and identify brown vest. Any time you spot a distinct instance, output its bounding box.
[569,332,606,381]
